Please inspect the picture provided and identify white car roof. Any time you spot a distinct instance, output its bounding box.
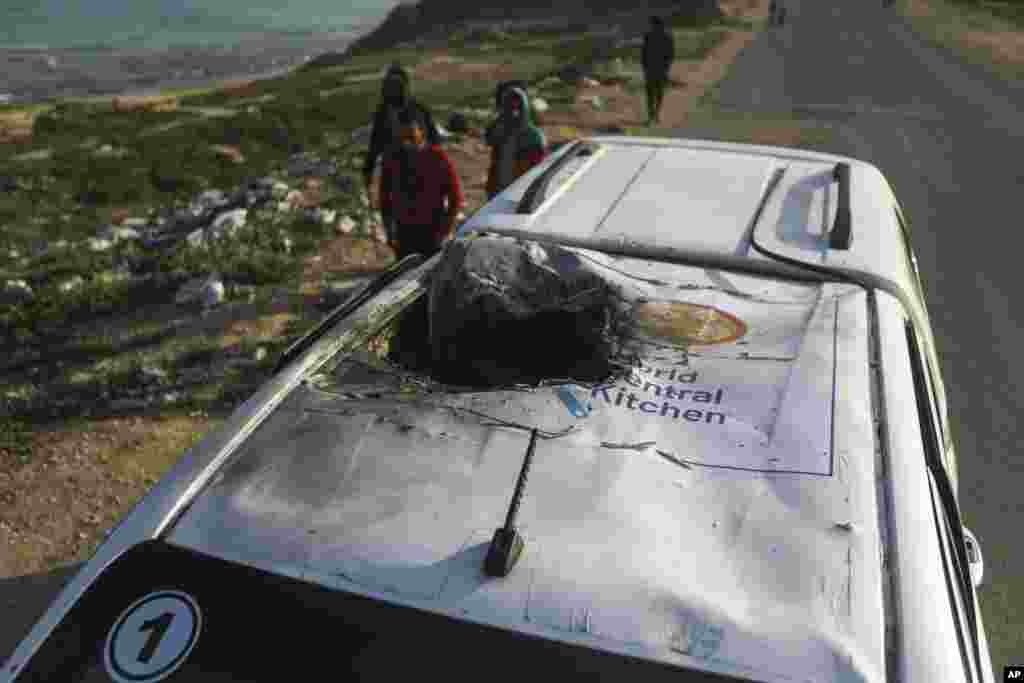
[167,256,888,683]
[460,136,918,305]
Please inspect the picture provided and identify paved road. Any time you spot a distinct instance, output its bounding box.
[675,0,1023,673]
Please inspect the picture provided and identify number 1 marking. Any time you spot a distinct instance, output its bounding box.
[137,612,174,664]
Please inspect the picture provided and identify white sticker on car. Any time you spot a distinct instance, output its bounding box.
[103,590,202,683]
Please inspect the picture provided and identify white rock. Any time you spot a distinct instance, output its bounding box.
[186,229,206,248]
[7,249,20,259]
[202,278,225,308]
[253,347,268,363]
[93,144,129,158]
[192,190,228,213]
[271,181,290,199]
[314,208,337,225]
[588,95,605,111]
[58,275,84,293]
[337,216,357,235]
[276,201,292,213]
[100,226,141,243]
[12,148,52,162]
[87,237,114,252]
[211,208,247,237]
[581,77,601,88]
[532,97,549,114]
[122,217,149,228]
[282,235,293,254]
[2,280,34,304]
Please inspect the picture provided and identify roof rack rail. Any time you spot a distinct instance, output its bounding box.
[830,162,852,250]
[516,139,597,214]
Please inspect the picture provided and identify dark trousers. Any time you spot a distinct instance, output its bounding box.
[395,222,443,261]
[644,74,668,124]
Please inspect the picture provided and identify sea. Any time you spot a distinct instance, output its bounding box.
[0,0,402,103]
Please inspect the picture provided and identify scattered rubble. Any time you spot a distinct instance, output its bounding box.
[209,208,248,240]
[58,276,85,294]
[1,280,34,305]
[306,207,337,225]
[175,273,226,308]
[287,153,338,178]
[87,237,115,252]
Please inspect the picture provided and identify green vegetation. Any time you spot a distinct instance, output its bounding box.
[0,11,756,444]
[899,0,1024,81]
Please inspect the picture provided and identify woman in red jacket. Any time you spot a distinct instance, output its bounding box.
[379,109,464,261]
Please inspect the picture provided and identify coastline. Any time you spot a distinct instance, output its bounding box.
[0,21,379,105]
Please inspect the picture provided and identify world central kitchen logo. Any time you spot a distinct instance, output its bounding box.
[590,362,728,425]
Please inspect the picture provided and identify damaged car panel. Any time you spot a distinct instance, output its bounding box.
[163,236,886,683]
[2,138,991,683]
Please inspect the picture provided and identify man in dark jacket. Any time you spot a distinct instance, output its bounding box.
[641,16,675,126]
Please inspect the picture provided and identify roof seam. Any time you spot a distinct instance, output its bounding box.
[592,148,657,237]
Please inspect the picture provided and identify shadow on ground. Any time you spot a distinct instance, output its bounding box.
[0,563,82,663]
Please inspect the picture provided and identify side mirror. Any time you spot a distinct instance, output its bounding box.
[963,526,984,588]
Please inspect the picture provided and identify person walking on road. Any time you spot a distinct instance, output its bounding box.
[484,86,547,200]
[363,63,440,241]
[379,108,463,261]
[769,0,788,25]
[642,16,675,126]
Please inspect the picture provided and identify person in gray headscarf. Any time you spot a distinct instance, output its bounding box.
[484,86,547,199]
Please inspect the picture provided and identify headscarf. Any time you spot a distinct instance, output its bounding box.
[492,87,546,193]
[381,63,410,108]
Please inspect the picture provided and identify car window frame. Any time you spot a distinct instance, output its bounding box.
[894,205,950,450]
[906,320,983,681]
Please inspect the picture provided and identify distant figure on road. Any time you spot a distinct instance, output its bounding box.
[484,87,547,200]
[769,0,787,25]
[642,16,675,126]
[363,63,439,195]
[379,108,463,261]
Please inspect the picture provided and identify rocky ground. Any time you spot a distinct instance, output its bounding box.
[0,0,790,660]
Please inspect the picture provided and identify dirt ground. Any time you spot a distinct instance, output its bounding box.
[0,0,770,659]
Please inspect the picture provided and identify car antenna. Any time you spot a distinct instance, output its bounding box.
[484,427,539,577]
[829,162,852,250]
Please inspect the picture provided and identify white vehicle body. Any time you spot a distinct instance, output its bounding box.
[2,137,993,683]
